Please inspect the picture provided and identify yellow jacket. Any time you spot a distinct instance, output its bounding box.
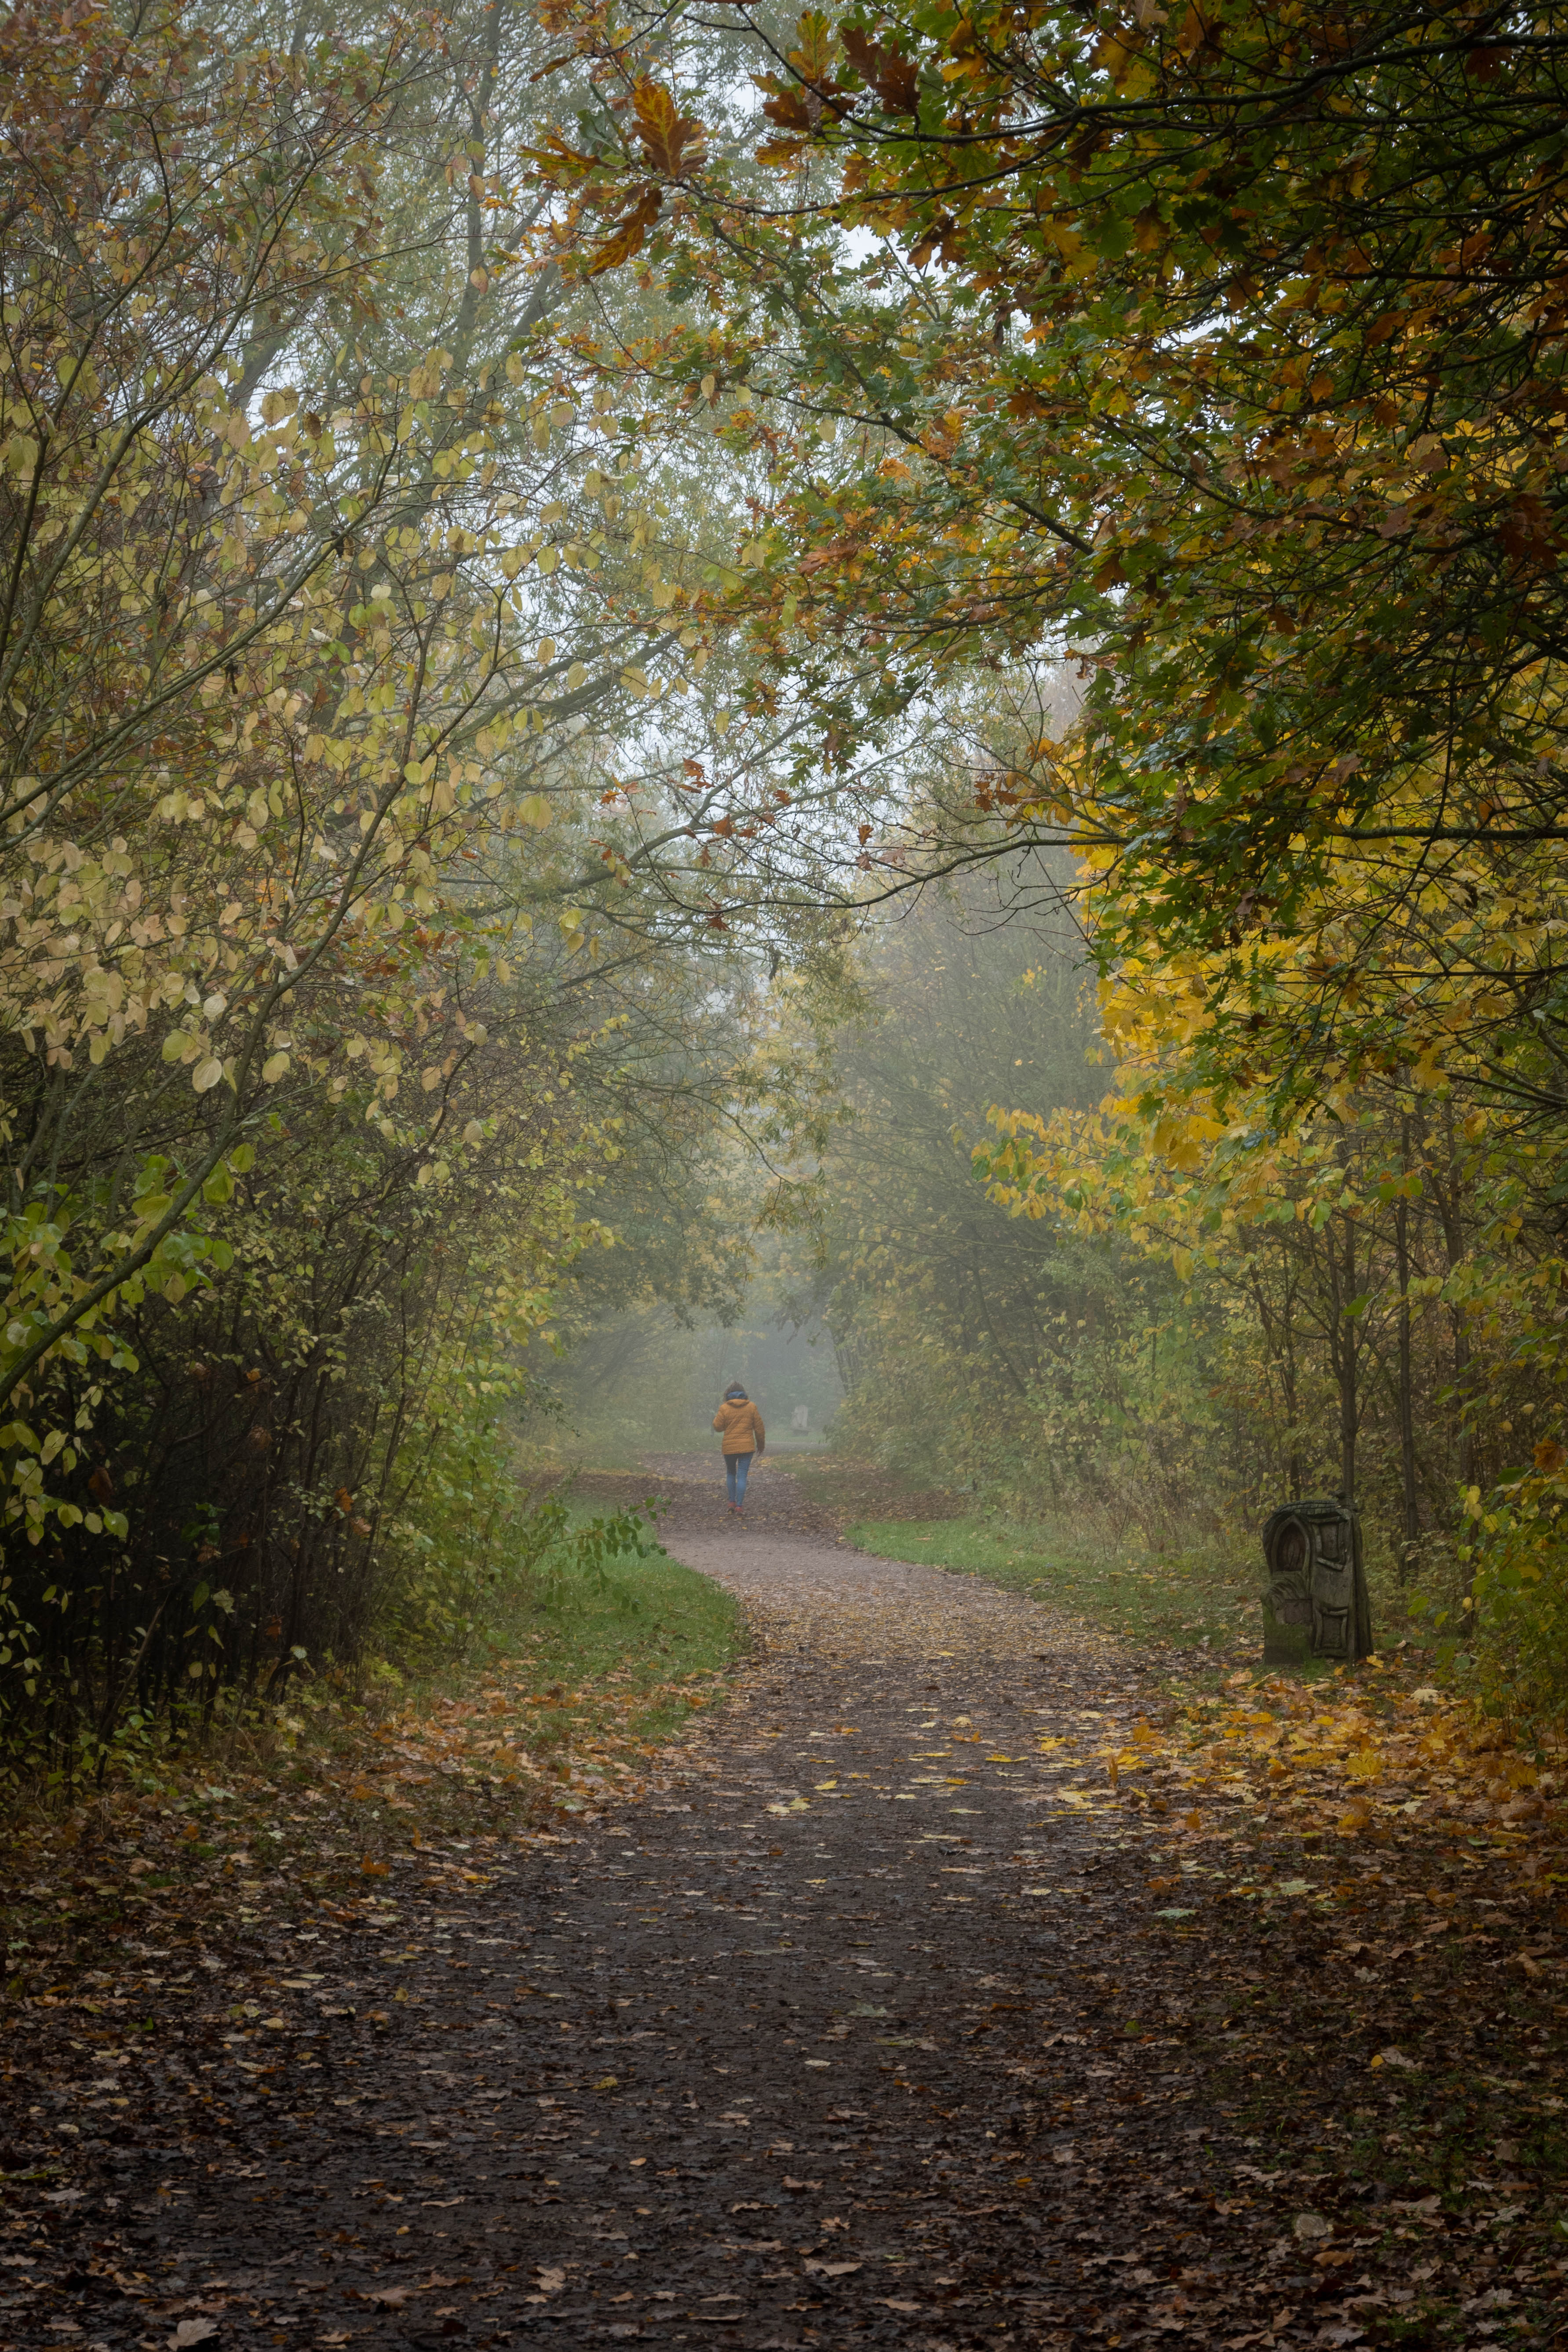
[713,1397,765,1455]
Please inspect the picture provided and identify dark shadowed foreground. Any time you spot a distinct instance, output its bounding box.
[2,1461,1562,2349]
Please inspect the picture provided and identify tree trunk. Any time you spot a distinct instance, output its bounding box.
[1250,1245,1305,1496]
[1282,1246,1305,1499]
[1327,1211,1358,1505]
[1394,1112,1420,1578]
[1429,1101,1474,1491]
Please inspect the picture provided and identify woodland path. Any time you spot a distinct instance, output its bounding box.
[4,1457,1459,2352]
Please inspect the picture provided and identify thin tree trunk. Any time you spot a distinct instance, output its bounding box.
[1249,1247,1304,1496]
[1326,1211,1358,1505]
[1429,1101,1474,1490]
[1394,1112,1420,1579]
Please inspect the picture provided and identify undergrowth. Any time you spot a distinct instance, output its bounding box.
[0,1500,746,1991]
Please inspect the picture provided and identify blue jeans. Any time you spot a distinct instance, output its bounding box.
[725,1451,753,1506]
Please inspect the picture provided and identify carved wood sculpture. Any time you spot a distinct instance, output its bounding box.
[1262,1497,1374,1667]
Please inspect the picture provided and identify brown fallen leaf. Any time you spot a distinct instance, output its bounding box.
[804,2260,861,2277]
[169,2324,220,2351]
[536,2267,566,2295]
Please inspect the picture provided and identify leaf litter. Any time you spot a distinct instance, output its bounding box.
[0,1454,1561,2349]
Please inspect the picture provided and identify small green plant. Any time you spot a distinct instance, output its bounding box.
[530,1494,667,1611]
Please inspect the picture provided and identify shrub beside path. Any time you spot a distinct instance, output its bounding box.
[1,1456,1562,2349]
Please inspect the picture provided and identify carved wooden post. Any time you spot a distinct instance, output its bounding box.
[1262,1497,1374,1667]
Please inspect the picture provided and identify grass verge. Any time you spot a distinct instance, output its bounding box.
[847,1510,1265,1663]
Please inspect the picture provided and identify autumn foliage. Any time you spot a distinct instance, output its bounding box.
[521,2,1568,1714]
[0,1,842,1774]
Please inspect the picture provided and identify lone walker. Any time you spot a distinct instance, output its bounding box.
[712,1383,766,1519]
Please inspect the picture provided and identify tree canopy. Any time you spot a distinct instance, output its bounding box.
[532,0,1568,1095]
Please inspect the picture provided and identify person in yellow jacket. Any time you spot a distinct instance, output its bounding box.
[712,1383,765,1515]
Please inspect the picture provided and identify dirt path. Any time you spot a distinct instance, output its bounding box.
[6,1460,1558,2348]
